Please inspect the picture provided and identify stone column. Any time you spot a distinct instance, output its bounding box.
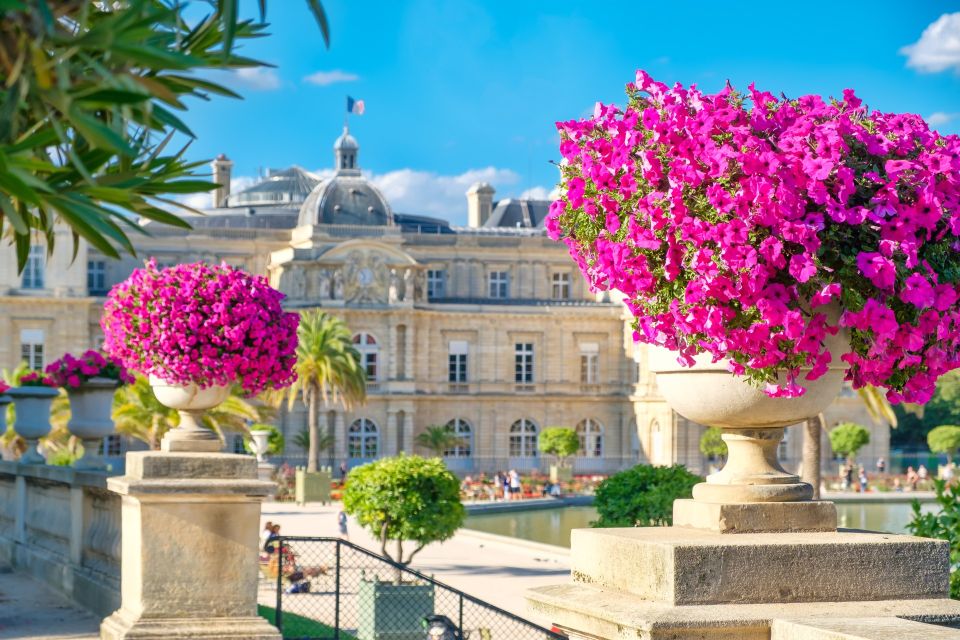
[400,411,414,454]
[333,412,347,465]
[100,453,279,639]
[387,324,398,379]
[385,411,398,457]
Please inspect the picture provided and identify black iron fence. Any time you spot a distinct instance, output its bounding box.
[263,536,565,640]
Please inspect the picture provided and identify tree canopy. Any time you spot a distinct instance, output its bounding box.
[927,425,960,464]
[342,455,465,567]
[0,1,327,270]
[414,425,464,457]
[828,422,871,463]
[538,426,580,466]
[699,427,727,460]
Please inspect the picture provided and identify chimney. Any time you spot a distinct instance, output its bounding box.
[211,153,233,208]
[466,182,495,227]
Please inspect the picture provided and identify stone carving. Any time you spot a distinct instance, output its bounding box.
[342,250,390,304]
[333,269,344,299]
[318,269,331,299]
[289,268,306,299]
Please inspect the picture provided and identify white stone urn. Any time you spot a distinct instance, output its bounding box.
[650,334,846,504]
[6,385,60,464]
[249,429,271,463]
[67,377,119,470]
[149,375,231,453]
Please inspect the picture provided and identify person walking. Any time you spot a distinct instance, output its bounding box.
[337,510,349,541]
[509,469,521,500]
[339,461,348,482]
[876,457,886,475]
[857,467,868,492]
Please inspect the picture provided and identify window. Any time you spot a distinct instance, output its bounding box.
[348,418,379,459]
[21,245,45,289]
[352,333,379,381]
[20,329,44,369]
[580,342,599,384]
[87,260,106,294]
[552,272,570,300]
[509,419,538,457]
[232,434,247,454]
[514,343,534,384]
[448,341,468,383]
[102,434,122,457]
[488,271,509,299]
[577,419,604,458]
[443,418,472,458]
[427,269,446,298]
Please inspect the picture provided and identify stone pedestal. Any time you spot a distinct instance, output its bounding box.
[100,452,280,639]
[527,527,960,639]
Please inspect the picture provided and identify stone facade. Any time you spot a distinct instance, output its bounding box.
[0,127,888,475]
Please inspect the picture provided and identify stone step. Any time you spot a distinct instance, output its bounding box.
[571,527,948,605]
[772,617,960,639]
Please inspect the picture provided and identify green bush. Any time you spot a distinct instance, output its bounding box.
[699,427,727,460]
[343,454,465,567]
[593,464,701,527]
[907,479,960,599]
[927,425,960,464]
[828,422,871,463]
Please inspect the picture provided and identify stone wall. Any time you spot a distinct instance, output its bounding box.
[0,461,121,617]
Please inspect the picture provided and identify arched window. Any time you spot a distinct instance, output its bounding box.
[353,332,379,381]
[443,419,472,458]
[509,419,538,457]
[348,418,379,459]
[576,419,604,458]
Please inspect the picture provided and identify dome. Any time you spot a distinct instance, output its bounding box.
[228,167,320,208]
[334,130,359,151]
[297,174,393,227]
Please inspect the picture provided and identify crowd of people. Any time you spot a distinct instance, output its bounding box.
[834,456,956,493]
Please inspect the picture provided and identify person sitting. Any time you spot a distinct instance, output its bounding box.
[263,523,281,554]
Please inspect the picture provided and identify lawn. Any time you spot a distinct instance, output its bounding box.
[258,604,357,640]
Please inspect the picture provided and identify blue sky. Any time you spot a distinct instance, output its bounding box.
[182,1,960,225]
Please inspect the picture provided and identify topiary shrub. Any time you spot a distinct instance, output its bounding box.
[343,454,465,569]
[539,427,580,467]
[828,422,871,465]
[927,425,960,465]
[593,464,701,527]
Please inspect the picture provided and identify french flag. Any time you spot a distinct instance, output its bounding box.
[347,96,365,115]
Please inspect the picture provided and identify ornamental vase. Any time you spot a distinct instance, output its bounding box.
[649,328,847,504]
[249,429,271,463]
[7,386,60,464]
[149,375,231,453]
[67,377,119,470]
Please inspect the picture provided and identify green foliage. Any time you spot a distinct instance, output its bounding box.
[828,422,871,462]
[699,427,727,459]
[538,427,580,465]
[245,423,284,455]
[414,424,464,456]
[893,371,960,447]
[47,447,80,467]
[292,427,334,454]
[0,1,327,269]
[928,426,960,464]
[907,480,960,599]
[343,455,465,566]
[593,464,701,528]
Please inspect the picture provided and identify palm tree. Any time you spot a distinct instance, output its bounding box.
[292,428,335,457]
[414,424,464,457]
[279,310,366,472]
[112,374,259,450]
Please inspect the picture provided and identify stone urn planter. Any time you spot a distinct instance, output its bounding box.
[7,385,59,464]
[149,375,230,452]
[67,377,119,470]
[649,333,846,506]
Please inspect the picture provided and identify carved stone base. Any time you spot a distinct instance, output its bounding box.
[673,498,837,533]
[101,611,280,639]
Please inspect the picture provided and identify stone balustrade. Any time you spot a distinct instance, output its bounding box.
[0,460,121,617]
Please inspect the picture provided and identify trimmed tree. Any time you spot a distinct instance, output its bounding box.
[699,427,727,461]
[928,425,960,465]
[828,422,871,466]
[539,427,580,467]
[593,464,701,528]
[343,455,465,569]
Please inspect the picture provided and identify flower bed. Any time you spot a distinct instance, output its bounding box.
[549,71,960,403]
[101,260,299,394]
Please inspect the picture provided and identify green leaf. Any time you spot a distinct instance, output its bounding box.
[150,103,195,137]
[305,0,331,47]
[75,88,151,105]
[220,0,239,55]
[0,193,28,234]
[67,108,134,156]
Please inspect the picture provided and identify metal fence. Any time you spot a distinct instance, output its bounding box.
[265,536,565,640]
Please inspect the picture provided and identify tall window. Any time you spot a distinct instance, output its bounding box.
[515,343,534,383]
[552,272,570,300]
[577,419,604,458]
[20,329,44,369]
[448,340,468,384]
[509,419,538,457]
[580,343,599,384]
[87,260,106,294]
[21,245,45,289]
[353,333,379,381]
[427,269,446,298]
[488,271,509,299]
[102,434,122,457]
[348,418,379,459]
[443,418,472,458]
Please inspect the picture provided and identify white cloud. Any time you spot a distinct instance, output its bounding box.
[927,111,959,126]
[231,67,282,91]
[303,70,360,86]
[900,12,960,73]
[517,186,559,201]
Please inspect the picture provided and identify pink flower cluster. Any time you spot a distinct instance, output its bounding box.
[0,380,9,395]
[45,350,134,390]
[548,71,960,403]
[101,260,299,395]
[19,372,55,387]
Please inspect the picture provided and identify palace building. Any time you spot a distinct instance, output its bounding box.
[0,127,890,475]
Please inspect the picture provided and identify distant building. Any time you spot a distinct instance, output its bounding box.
[0,126,889,474]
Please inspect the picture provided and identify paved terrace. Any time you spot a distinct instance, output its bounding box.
[0,568,99,640]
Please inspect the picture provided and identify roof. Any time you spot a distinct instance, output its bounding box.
[484,198,551,228]
[227,167,320,207]
[297,174,393,227]
[395,213,455,234]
